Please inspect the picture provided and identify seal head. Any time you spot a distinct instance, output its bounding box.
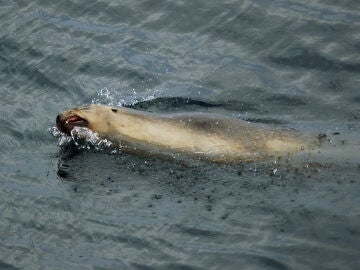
[56,106,90,135]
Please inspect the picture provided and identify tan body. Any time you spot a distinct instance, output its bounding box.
[56,104,307,162]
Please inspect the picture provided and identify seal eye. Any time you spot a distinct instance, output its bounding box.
[111,108,118,113]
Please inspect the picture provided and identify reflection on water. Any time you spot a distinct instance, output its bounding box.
[0,0,359,269]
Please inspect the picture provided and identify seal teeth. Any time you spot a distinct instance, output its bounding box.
[65,116,82,124]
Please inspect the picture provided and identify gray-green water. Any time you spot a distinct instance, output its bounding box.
[1,1,360,269]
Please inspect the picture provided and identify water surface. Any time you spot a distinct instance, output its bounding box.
[1,1,360,269]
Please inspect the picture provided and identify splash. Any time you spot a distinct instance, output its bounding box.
[91,87,161,107]
[91,87,116,106]
[49,126,115,152]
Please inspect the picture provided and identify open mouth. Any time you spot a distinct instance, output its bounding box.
[65,116,87,126]
[56,114,88,135]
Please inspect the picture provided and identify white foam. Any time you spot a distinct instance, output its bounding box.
[49,126,114,151]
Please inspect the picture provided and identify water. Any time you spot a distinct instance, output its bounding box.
[1,1,360,269]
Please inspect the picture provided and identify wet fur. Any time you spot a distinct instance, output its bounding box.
[57,104,307,162]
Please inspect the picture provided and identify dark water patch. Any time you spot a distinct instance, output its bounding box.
[127,97,220,111]
[218,99,260,113]
[244,118,288,125]
[0,37,21,55]
[248,254,291,270]
[268,48,360,72]
[0,261,20,270]
[173,224,227,239]
[22,46,45,58]
[53,143,353,201]
[132,263,204,270]
[265,94,307,106]
[127,96,259,115]
[193,253,291,270]
[56,149,212,193]
[325,79,343,92]
[351,96,360,103]
[13,108,32,119]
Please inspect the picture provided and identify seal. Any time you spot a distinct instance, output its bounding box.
[56,104,307,162]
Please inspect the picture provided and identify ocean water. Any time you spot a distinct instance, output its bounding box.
[1,1,360,269]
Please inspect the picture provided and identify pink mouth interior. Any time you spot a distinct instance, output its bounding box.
[65,116,86,126]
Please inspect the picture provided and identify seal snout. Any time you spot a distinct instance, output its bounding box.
[56,113,70,135]
[56,111,88,135]
[56,114,61,126]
